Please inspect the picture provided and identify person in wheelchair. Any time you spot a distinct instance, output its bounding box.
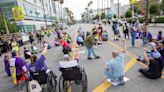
[59,54,88,92]
[59,54,82,81]
[27,44,49,85]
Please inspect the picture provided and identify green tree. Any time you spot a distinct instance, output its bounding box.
[101,13,105,19]
[149,3,160,15]
[136,7,141,15]
[0,15,19,33]
[113,15,117,18]
[125,9,132,18]
[93,14,99,20]
[161,0,164,14]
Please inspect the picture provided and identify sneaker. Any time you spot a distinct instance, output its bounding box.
[17,84,22,90]
[88,57,93,60]
[137,58,141,61]
[95,56,100,59]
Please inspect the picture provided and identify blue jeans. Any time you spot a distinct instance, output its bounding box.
[142,37,147,45]
[88,47,96,58]
[131,32,136,46]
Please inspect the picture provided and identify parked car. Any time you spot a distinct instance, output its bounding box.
[21,32,29,43]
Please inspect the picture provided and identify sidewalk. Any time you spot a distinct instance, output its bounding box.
[145,23,164,27]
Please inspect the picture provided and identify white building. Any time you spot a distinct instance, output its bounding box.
[0,0,58,32]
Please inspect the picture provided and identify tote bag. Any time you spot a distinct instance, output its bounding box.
[29,80,42,92]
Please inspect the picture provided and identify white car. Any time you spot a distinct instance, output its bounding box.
[21,33,29,43]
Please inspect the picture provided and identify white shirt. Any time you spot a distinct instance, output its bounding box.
[59,60,78,68]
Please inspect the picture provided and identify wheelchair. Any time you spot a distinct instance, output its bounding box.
[26,69,57,92]
[59,66,88,92]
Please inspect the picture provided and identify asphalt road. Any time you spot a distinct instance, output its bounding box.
[0,23,163,92]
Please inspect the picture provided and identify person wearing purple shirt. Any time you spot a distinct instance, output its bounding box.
[157,31,162,41]
[4,54,11,76]
[27,44,48,75]
[10,51,27,89]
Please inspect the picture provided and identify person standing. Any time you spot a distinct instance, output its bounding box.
[84,32,100,60]
[10,51,27,89]
[98,24,103,41]
[122,23,129,39]
[112,21,119,40]
[78,27,85,40]
[130,18,140,47]
[36,31,43,51]
[29,32,35,44]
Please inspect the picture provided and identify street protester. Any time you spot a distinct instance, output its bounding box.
[29,32,35,44]
[98,23,103,41]
[59,38,72,54]
[122,22,129,39]
[11,38,20,53]
[78,27,85,40]
[9,50,28,89]
[36,31,43,51]
[84,32,100,60]
[141,23,149,45]
[4,53,11,76]
[56,27,63,39]
[157,31,163,41]
[63,32,72,43]
[54,38,59,47]
[77,34,84,46]
[31,41,39,54]
[138,48,163,79]
[157,40,164,64]
[112,21,119,40]
[27,44,49,84]
[130,18,140,47]
[105,39,126,86]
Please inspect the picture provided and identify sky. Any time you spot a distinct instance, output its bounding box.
[63,0,130,20]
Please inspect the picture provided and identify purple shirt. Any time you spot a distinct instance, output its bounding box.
[157,34,162,41]
[27,55,48,72]
[16,57,26,75]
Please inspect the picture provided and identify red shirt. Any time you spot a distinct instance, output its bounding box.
[60,39,71,48]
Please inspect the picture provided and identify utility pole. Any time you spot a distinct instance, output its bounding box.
[0,7,9,34]
[107,0,109,20]
[118,0,120,18]
[42,0,47,28]
[49,0,53,23]
[146,0,149,23]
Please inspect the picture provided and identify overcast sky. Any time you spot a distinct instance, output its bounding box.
[63,0,130,20]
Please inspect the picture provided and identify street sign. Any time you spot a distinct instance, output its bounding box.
[129,0,137,4]
[12,6,24,21]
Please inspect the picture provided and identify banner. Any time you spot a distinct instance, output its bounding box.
[129,0,137,4]
[12,6,24,21]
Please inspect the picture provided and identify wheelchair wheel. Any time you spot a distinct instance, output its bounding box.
[82,69,88,92]
[59,75,69,92]
[47,71,57,92]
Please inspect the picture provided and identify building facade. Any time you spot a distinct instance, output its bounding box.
[0,0,57,32]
